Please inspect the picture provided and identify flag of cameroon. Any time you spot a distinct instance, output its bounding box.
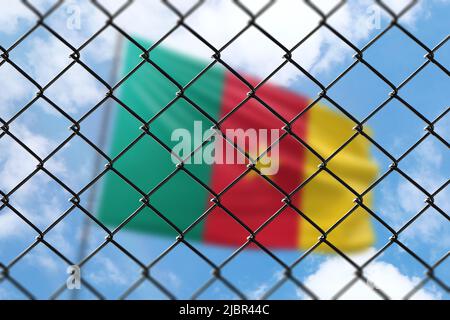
[97,39,379,253]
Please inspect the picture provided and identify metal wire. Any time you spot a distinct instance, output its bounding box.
[0,0,448,300]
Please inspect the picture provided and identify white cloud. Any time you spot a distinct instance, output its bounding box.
[87,255,133,286]
[112,0,377,85]
[0,124,58,192]
[0,64,36,118]
[108,0,445,85]
[20,36,104,116]
[0,0,61,35]
[1,0,445,117]
[0,0,34,35]
[380,138,449,246]
[0,213,25,239]
[24,245,63,273]
[245,269,284,299]
[248,284,269,300]
[0,124,68,239]
[1,1,109,117]
[156,270,182,291]
[7,0,444,70]
[301,248,441,300]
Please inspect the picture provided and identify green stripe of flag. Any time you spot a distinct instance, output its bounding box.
[98,40,226,240]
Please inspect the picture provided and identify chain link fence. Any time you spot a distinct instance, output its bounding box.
[0,0,448,300]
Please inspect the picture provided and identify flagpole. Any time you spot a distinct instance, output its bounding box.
[71,33,124,300]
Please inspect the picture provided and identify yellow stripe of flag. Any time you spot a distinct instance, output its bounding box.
[299,104,379,252]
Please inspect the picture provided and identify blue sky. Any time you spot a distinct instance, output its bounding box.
[0,0,448,300]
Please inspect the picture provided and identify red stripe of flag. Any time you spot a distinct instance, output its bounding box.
[203,73,310,248]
